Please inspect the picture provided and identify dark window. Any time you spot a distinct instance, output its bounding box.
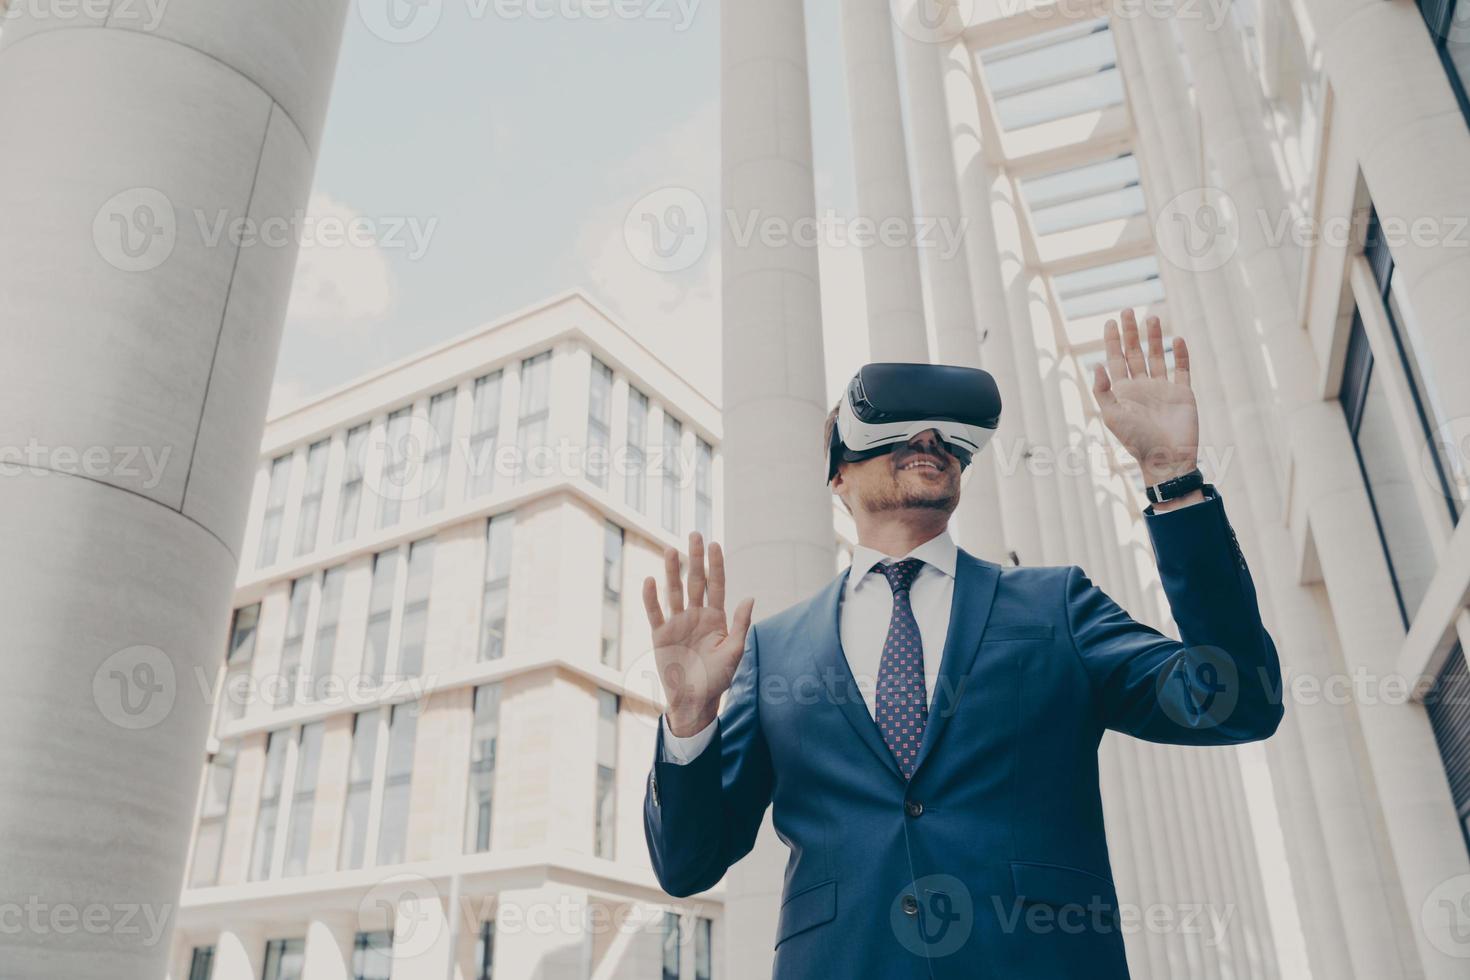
[1417,0,1470,126]
[262,938,305,980]
[662,913,682,980]
[187,945,214,980]
[352,931,393,980]
[1426,646,1470,859]
[474,921,495,980]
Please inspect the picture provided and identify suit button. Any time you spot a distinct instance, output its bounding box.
[901,895,919,916]
[904,801,924,818]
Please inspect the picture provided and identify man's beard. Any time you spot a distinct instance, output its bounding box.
[858,478,959,514]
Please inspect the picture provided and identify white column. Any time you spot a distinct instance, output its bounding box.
[897,23,1004,558]
[301,914,356,980]
[841,0,929,362]
[720,0,837,974]
[939,36,1044,567]
[1172,10,1470,976]
[492,884,589,980]
[211,924,265,980]
[0,3,348,977]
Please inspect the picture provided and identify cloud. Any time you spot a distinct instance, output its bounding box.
[283,193,396,331]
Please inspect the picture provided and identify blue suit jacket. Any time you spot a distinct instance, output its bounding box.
[644,490,1283,979]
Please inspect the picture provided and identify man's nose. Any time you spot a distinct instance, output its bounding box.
[907,429,944,453]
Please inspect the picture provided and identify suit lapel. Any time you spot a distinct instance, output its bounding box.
[911,549,999,778]
[810,569,905,782]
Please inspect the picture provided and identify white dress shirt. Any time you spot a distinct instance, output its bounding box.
[662,530,959,764]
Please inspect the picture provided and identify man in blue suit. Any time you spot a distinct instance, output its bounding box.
[641,312,1284,978]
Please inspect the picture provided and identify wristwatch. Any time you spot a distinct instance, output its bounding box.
[1145,467,1204,504]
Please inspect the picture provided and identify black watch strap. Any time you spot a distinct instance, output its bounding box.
[1146,467,1204,504]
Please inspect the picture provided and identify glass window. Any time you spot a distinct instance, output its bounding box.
[362,549,400,684]
[595,690,619,859]
[695,440,713,540]
[587,357,614,488]
[336,424,370,542]
[474,921,495,980]
[282,722,324,877]
[295,440,330,556]
[257,454,293,569]
[695,918,712,980]
[1418,0,1470,124]
[516,351,553,482]
[378,407,413,529]
[310,566,346,701]
[249,730,290,881]
[1052,255,1164,320]
[223,604,260,724]
[625,388,648,512]
[187,946,215,980]
[352,931,393,980]
[479,514,515,661]
[1340,313,1439,626]
[1426,645,1470,860]
[278,577,312,708]
[397,538,436,677]
[466,371,505,499]
[339,711,380,871]
[602,523,624,668]
[662,913,682,980]
[262,938,305,980]
[189,741,237,887]
[981,19,1122,130]
[421,388,458,515]
[465,683,501,853]
[662,414,683,535]
[1020,154,1144,235]
[376,703,419,866]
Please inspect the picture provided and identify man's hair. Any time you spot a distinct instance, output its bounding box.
[823,401,840,464]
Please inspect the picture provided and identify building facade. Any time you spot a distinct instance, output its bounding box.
[718,0,1470,977]
[167,294,722,980]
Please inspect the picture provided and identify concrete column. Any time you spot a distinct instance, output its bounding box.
[0,3,348,977]
[939,37,1044,566]
[211,924,265,980]
[1172,10,1470,976]
[1298,0,1470,429]
[1111,11,1383,978]
[492,884,589,980]
[841,0,929,362]
[301,914,356,980]
[721,0,837,974]
[897,22,1004,558]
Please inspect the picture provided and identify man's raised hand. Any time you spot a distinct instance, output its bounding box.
[642,532,755,738]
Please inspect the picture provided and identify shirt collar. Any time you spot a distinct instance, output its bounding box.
[847,529,958,598]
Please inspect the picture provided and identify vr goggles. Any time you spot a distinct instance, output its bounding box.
[827,363,1002,483]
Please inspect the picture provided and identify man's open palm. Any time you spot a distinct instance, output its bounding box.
[642,532,754,737]
[1092,309,1200,485]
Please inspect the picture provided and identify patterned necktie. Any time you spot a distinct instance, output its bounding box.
[874,558,928,778]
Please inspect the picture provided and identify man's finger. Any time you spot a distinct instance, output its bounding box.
[1121,309,1147,377]
[1092,363,1117,408]
[664,547,685,615]
[708,541,727,612]
[687,532,707,607]
[1173,337,1191,388]
[1103,319,1129,380]
[729,597,755,650]
[1145,316,1167,379]
[642,577,665,630]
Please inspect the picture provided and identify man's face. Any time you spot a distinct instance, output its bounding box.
[833,429,962,517]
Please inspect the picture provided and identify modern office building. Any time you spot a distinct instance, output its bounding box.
[719,0,1470,977]
[166,293,722,980]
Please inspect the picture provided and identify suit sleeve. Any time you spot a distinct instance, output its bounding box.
[1065,488,1285,745]
[642,623,774,897]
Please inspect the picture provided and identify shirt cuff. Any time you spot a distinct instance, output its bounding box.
[660,715,717,765]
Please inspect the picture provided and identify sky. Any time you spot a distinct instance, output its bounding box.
[271,0,871,416]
